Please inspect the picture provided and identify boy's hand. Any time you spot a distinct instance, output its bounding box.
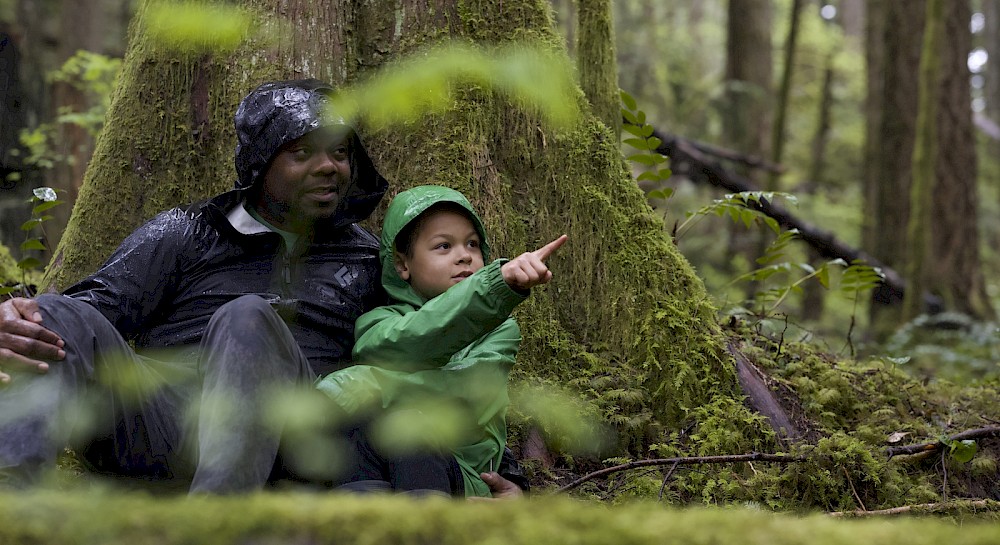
[466,472,524,501]
[501,235,567,291]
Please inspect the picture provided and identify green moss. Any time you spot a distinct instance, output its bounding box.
[2,490,1000,544]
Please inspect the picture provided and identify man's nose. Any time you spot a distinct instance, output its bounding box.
[313,153,336,173]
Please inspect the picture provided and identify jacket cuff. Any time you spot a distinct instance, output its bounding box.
[485,259,529,309]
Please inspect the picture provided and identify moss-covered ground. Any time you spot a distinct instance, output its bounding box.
[1,490,999,545]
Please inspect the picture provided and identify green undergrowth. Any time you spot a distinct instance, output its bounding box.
[1,490,999,545]
[564,320,1000,511]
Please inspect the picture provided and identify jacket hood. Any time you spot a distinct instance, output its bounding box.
[234,79,389,229]
[380,185,490,307]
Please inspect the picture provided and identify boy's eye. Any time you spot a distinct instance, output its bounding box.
[468,239,480,249]
[435,242,451,250]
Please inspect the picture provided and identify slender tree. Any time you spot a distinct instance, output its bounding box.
[901,0,943,321]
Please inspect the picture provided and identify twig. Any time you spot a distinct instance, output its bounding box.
[886,426,1000,458]
[555,453,805,493]
[828,499,996,517]
[842,465,866,512]
[657,460,680,502]
[941,451,948,502]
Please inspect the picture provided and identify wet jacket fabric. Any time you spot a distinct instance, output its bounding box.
[62,186,387,377]
[62,79,389,376]
[316,185,527,497]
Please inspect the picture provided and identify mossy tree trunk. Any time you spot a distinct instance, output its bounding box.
[870,0,992,330]
[576,0,620,136]
[901,0,943,322]
[42,0,760,457]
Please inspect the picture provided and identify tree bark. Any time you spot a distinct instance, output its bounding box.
[722,0,773,289]
[576,0,620,136]
[925,0,993,319]
[900,0,943,322]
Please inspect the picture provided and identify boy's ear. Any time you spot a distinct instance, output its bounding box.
[393,251,411,281]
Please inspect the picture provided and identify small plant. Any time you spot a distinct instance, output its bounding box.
[0,187,64,298]
[621,90,672,201]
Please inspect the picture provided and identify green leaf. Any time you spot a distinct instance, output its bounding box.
[636,110,646,125]
[0,286,17,296]
[647,188,673,200]
[950,440,978,463]
[623,137,649,150]
[627,154,657,166]
[623,110,639,126]
[645,136,662,150]
[636,171,662,183]
[32,200,64,214]
[20,219,42,231]
[640,125,653,137]
[16,257,43,271]
[622,123,644,137]
[620,90,637,112]
[20,238,47,251]
[817,265,831,289]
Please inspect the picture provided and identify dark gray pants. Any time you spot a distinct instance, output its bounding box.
[0,294,317,493]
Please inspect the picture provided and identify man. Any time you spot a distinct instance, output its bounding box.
[0,79,524,495]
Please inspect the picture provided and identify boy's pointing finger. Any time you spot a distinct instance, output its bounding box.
[532,234,568,262]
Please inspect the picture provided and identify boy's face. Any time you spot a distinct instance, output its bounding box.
[394,209,485,300]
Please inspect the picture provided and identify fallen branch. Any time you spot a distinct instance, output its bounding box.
[555,452,805,493]
[652,129,944,313]
[828,499,998,517]
[886,426,1000,458]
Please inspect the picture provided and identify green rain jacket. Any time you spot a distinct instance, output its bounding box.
[316,185,527,497]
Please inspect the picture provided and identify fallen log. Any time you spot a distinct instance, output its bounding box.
[651,129,943,313]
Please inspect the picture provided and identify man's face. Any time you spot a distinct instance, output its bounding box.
[254,128,352,233]
[394,209,485,300]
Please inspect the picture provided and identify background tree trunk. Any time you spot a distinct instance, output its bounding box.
[865,0,922,337]
[901,0,943,322]
[44,0,754,456]
[926,0,993,319]
[576,0,620,136]
[722,0,772,291]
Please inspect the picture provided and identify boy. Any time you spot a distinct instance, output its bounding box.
[317,185,565,497]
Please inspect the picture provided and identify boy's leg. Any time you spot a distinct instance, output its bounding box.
[0,294,194,487]
[190,295,316,494]
[339,424,462,496]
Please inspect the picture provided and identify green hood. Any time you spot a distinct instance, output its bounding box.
[380,185,490,307]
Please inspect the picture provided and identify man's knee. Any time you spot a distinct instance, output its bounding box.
[34,294,117,340]
[209,295,278,329]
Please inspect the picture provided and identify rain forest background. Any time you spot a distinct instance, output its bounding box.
[3,0,999,379]
[2,0,1000,528]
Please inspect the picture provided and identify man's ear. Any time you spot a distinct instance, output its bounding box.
[393,251,411,281]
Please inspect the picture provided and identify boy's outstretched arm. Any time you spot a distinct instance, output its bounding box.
[501,235,567,291]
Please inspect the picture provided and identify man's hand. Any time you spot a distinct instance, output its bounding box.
[501,235,567,291]
[467,471,525,501]
[0,297,65,384]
